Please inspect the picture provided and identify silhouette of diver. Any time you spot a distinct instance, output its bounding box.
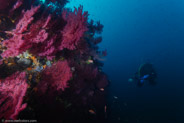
[131,63,157,86]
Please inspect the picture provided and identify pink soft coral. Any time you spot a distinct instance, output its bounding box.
[59,5,89,50]
[0,72,28,120]
[1,6,57,60]
[1,5,40,58]
[37,60,72,96]
[1,5,89,59]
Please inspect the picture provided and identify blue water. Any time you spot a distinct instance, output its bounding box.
[67,0,184,122]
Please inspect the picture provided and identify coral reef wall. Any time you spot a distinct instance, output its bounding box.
[0,0,108,122]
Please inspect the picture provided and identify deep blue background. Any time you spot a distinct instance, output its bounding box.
[67,0,184,122]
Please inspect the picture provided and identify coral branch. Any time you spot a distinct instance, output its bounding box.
[60,5,89,50]
[37,60,72,95]
[0,72,28,120]
[1,6,40,58]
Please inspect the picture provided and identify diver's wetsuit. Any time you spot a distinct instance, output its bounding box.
[135,63,157,86]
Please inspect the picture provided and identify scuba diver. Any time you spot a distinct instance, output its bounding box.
[129,63,157,86]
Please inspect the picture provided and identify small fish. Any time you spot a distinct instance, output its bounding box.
[28,75,32,80]
[31,56,36,60]
[100,88,104,91]
[128,78,134,82]
[27,67,32,71]
[71,67,75,71]
[104,105,107,113]
[86,59,93,64]
[7,63,14,66]
[0,38,4,41]
[33,87,38,92]
[114,96,118,99]
[88,60,93,63]
[31,56,39,65]
[65,103,72,108]
[89,109,96,115]
[4,60,8,64]
[42,65,47,69]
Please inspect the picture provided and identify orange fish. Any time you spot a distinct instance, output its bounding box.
[4,60,8,64]
[43,65,47,69]
[89,109,96,115]
[104,105,107,113]
[33,87,38,92]
[31,56,36,60]
[7,63,14,66]
[31,56,37,62]
[27,67,32,71]
[32,57,37,63]
[100,88,104,91]
[28,75,32,80]
[88,60,93,63]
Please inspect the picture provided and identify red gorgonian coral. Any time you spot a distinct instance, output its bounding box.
[0,72,28,120]
[1,5,41,58]
[59,5,89,50]
[1,5,89,60]
[37,60,72,95]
